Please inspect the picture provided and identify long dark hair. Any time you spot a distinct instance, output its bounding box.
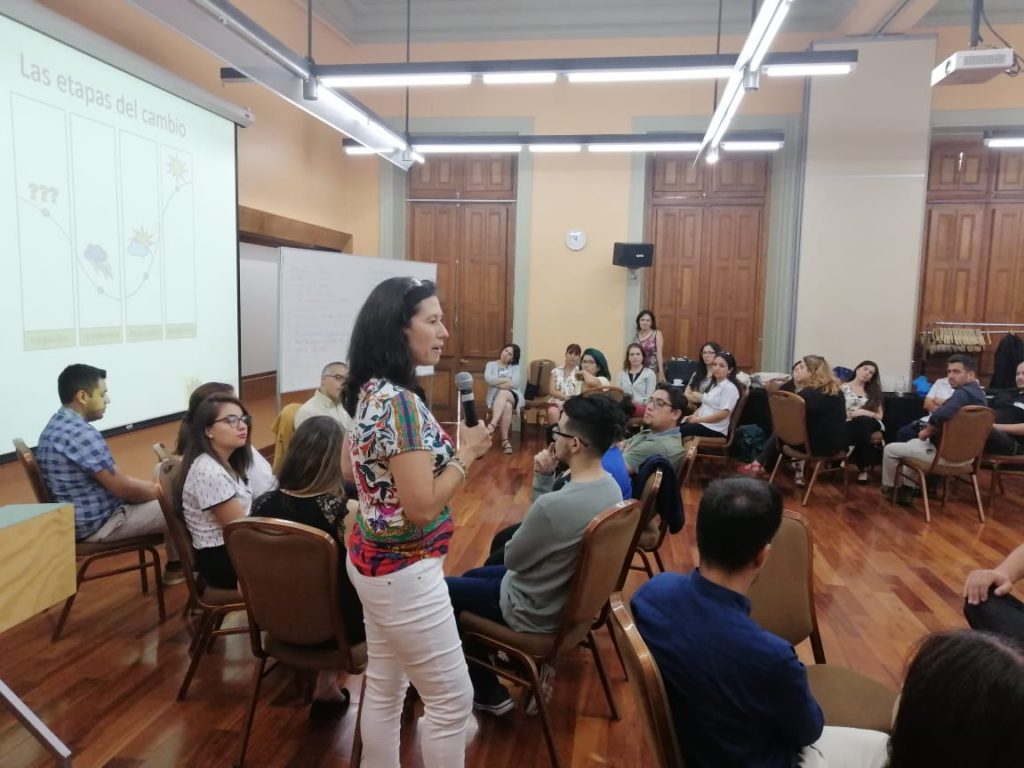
[887,630,1024,767]
[851,359,883,412]
[343,277,438,416]
[634,309,658,332]
[500,343,521,366]
[175,381,234,454]
[582,347,611,380]
[703,352,745,396]
[277,416,346,497]
[175,394,253,504]
[623,342,646,371]
[693,341,724,385]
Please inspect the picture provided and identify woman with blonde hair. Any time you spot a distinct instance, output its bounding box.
[739,355,846,484]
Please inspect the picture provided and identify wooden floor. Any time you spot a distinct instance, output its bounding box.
[2,416,1023,767]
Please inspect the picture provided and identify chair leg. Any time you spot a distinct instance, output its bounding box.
[52,556,93,642]
[138,549,149,594]
[635,551,654,578]
[149,547,166,623]
[178,610,214,700]
[971,473,986,523]
[350,675,366,768]
[915,468,931,523]
[524,659,562,768]
[768,454,783,484]
[810,628,827,665]
[587,631,619,721]
[234,656,267,768]
[988,467,998,509]
[802,461,823,507]
[652,549,666,573]
[606,621,627,679]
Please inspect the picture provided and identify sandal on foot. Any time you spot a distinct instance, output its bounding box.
[502,439,513,454]
[486,423,496,437]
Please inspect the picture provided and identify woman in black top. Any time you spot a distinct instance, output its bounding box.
[251,415,365,716]
[739,355,847,485]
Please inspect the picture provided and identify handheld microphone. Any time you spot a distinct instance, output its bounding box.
[454,371,479,427]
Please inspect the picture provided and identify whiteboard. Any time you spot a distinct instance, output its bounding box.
[277,248,437,394]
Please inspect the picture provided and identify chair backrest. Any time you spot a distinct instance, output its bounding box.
[767,391,809,452]
[550,500,642,657]
[224,517,358,664]
[270,402,302,473]
[152,442,172,462]
[12,438,52,503]
[722,387,750,447]
[527,358,556,399]
[933,405,996,466]
[583,385,626,402]
[609,594,685,768]
[155,458,207,597]
[748,509,818,649]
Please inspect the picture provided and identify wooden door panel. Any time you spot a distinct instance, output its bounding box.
[650,154,704,199]
[459,204,511,361]
[462,155,516,198]
[408,157,460,199]
[984,205,1024,323]
[927,144,989,198]
[704,206,764,370]
[918,205,987,327]
[994,152,1024,197]
[647,206,704,360]
[710,156,768,199]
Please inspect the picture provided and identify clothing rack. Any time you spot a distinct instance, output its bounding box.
[919,321,1024,357]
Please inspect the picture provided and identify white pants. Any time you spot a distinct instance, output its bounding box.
[881,438,970,487]
[346,555,473,768]
[801,726,890,768]
[84,499,177,561]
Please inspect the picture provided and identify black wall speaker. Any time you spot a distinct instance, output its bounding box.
[612,242,654,268]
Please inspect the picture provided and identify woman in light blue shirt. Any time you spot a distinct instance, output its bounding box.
[485,343,524,454]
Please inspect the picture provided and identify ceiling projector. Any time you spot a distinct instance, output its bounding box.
[931,47,1016,86]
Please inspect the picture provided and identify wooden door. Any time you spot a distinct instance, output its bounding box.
[984,205,1024,324]
[647,206,704,361]
[927,144,989,199]
[710,157,769,199]
[918,205,988,328]
[994,151,1024,198]
[702,206,765,370]
[408,158,460,199]
[650,155,705,200]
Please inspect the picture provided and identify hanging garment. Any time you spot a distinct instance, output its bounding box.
[991,333,1024,389]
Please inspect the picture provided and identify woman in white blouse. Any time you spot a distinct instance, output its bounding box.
[484,343,524,455]
[678,352,743,440]
[618,343,658,415]
[176,394,254,589]
[545,343,582,425]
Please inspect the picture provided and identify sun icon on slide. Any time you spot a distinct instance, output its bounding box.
[166,154,188,184]
[127,227,156,258]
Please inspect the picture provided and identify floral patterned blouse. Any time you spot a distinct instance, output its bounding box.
[348,377,455,576]
[840,383,869,418]
[548,365,582,403]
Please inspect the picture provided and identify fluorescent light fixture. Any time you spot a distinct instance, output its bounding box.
[748,0,795,70]
[319,73,472,87]
[567,67,733,83]
[482,71,557,84]
[721,140,784,151]
[529,144,583,153]
[588,142,703,153]
[762,62,854,77]
[705,147,720,164]
[344,146,386,155]
[414,144,522,154]
[983,133,1024,149]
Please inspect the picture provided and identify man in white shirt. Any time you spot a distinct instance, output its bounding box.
[892,376,954,442]
[294,361,355,433]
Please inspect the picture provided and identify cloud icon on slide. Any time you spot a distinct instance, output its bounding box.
[82,243,113,280]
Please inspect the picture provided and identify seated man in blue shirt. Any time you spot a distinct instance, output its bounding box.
[36,364,182,584]
[631,476,888,768]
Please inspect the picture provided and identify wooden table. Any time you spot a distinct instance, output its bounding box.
[0,503,77,766]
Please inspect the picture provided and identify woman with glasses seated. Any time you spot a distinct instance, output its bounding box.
[678,352,743,440]
[176,393,254,589]
[579,347,613,391]
[684,341,724,408]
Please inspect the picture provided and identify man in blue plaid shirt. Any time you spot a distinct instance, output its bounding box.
[36,364,183,584]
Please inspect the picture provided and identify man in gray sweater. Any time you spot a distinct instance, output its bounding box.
[446,394,626,714]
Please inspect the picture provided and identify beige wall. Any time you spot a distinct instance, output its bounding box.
[30,1,1024,368]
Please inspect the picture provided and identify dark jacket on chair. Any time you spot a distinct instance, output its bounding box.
[992,333,1024,389]
[632,455,684,534]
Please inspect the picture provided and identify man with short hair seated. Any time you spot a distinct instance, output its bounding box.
[36,364,182,584]
[880,354,986,505]
[621,386,686,474]
[445,395,626,715]
[631,476,889,768]
[294,361,355,433]
[985,361,1024,456]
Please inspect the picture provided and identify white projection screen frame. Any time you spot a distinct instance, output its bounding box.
[0,2,251,459]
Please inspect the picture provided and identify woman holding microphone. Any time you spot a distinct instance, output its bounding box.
[342,277,491,768]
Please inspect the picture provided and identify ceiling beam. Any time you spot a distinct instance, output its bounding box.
[839,0,940,36]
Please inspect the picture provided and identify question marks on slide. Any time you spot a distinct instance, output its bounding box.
[27,183,60,204]
[29,183,38,201]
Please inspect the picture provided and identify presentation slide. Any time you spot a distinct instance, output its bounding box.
[0,14,239,453]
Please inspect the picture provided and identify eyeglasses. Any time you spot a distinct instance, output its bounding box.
[215,414,251,429]
[550,426,589,447]
[648,397,673,409]
[323,374,347,382]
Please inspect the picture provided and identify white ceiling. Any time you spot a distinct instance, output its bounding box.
[312,0,1024,45]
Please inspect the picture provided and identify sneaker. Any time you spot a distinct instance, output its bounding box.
[857,471,870,485]
[473,684,514,716]
[162,561,186,586]
[895,487,916,506]
[738,461,767,478]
